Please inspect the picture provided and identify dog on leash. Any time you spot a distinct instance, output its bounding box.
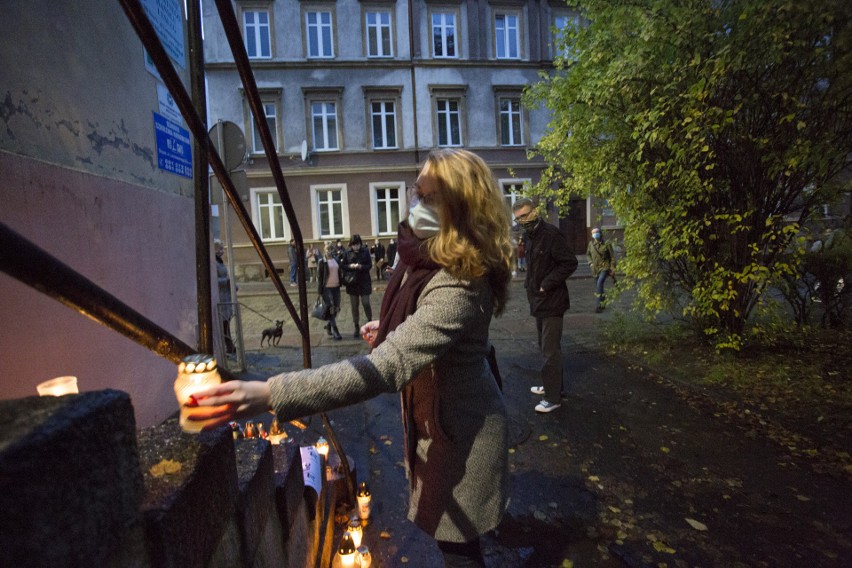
[261,320,284,347]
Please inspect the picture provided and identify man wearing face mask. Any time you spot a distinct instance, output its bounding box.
[341,235,373,337]
[587,227,616,313]
[511,197,578,413]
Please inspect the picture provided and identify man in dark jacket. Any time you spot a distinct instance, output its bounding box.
[341,234,373,337]
[512,198,579,413]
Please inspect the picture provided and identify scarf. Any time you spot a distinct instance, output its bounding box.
[373,221,440,348]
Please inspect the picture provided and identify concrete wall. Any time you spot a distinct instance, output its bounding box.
[0,1,198,427]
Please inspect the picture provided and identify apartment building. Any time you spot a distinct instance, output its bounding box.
[203,0,592,280]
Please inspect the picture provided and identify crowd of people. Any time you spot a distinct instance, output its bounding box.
[201,148,618,566]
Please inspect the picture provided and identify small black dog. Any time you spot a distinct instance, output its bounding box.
[261,320,283,347]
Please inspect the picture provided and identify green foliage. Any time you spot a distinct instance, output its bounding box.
[525,0,852,350]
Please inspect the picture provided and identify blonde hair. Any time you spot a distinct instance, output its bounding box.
[419,149,513,314]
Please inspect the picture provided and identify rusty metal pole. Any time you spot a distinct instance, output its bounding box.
[187,0,213,355]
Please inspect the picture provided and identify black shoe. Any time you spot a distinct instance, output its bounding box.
[353,329,360,338]
[324,322,332,336]
[595,306,604,313]
[332,327,342,340]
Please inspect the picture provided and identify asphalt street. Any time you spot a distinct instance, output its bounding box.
[230,269,852,567]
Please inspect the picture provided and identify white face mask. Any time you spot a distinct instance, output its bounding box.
[408,202,441,239]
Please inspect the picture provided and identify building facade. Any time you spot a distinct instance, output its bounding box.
[203,0,604,280]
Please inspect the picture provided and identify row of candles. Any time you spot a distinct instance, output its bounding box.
[314,437,374,568]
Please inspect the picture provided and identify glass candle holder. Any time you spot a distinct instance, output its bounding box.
[356,481,372,520]
[347,517,363,548]
[173,355,224,433]
[37,376,79,396]
[337,532,356,567]
[357,545,372,568]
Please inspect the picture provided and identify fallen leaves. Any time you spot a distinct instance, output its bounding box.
[684,518,708,531]
[149,459,181,477]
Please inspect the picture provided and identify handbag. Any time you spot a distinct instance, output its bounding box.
[311,296,327,320]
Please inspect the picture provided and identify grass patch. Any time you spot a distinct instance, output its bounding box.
[601,312,852,450]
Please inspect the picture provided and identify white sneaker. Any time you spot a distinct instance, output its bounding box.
[535,400,562,413]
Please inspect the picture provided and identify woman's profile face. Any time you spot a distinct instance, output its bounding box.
[410,173,441,208]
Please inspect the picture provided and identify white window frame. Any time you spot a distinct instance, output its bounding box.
[494,13,520,59]
[370,100,398,149]
[553,13,579,60]
[436,98,462,147]
[500,178,529,226]
[499,97,523,146]
[251,187,291,242]
[242,8,273,59]
[311,101,339,151]
[252,101,278,154]
[431,11,458,59]
[370,182,406,236]
[305,10,334,58]
[365,10,393,57]
[310,184,350,240]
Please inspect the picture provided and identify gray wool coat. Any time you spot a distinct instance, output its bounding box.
[267,270,509,542]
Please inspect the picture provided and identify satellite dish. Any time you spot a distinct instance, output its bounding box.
[300,140,309,162]
[209,121,247,171]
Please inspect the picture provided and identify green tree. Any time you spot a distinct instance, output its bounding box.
[525,0,852,349]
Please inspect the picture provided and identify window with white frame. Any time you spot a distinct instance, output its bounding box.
[243,9,272,59]
[553,13,579,60]
[306,10,334,58]
[366,10,393,57]
[436,98,462,147]
[431,12,457,58]
[371,183,404,235]
[501,179,528,224]
[371,101,397,149]
[253,189,290,241]
[311,101,339,151]
[312,185,348,239]
[251,101,278,153]
[499,97,523,146]
[495,13,520,59]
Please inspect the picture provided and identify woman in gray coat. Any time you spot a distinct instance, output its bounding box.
[188,149,514,567]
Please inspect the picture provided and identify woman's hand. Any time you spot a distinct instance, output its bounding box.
[184,380,273,430]
[360,320,380,347]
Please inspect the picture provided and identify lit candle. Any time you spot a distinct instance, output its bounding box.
[347,517,363,548]
[36,376,78,396]
[357,545,372,568]
[356,481,372,520]
[173,355,226,433]
[315,436,330,458]
[337,532,356,567]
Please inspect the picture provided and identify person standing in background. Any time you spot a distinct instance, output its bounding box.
[586,227,616,313]
[341,234,373,338]
[214,239,236,354]
[317,243,343,340]
[511,197,578,414]
[371,238,387,281]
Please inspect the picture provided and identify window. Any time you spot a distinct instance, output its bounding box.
[436,99,462,147]
[243,9,272,59]
[501,179,529,225]
[431,12,457,58]
[371,183,405,235]
[553,14,578,60]
[499,98,523,146]
[306,10,334,58]
[252,102,278,153]
[253,189,289,241]
[311,101,339,151]
[371,101,397,149]
[311,185,349,239]
[495,13,519,59]
[366,11,393,57]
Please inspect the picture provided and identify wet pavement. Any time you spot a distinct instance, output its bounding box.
[228,263,852,567]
